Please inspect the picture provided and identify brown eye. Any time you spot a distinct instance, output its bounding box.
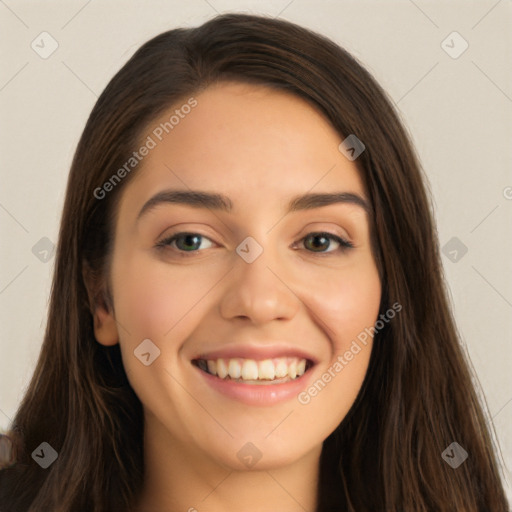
[301,232,353,253]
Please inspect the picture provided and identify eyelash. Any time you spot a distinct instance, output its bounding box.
[155,231,354,257]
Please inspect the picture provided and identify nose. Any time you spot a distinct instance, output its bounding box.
[219,246,301,325]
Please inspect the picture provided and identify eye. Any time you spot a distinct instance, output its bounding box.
[156,232,214,254]
[298,232,354,254]
[156,230,354,257]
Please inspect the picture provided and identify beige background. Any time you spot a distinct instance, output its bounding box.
[1,0,511,502]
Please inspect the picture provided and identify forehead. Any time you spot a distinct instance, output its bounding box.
[120,81,367,215]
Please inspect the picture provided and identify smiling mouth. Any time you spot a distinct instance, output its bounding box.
[192,357,314,384]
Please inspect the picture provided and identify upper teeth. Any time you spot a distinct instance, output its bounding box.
[199,357,307,381]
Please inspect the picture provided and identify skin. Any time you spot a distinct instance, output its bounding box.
[93,81,382,512]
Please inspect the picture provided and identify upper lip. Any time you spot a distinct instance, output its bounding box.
[192,343,319,364]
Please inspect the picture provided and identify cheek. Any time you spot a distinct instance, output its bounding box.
[112,271,173,339]
[110,251,213,341]
[108,252,215,419]
[306,258,382,352]
[294,262,380,428]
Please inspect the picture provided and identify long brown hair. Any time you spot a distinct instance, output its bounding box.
[0,13,508,511]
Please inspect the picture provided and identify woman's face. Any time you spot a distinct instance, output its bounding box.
[95,81,381,470]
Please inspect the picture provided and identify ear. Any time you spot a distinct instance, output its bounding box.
[82,261,119,346]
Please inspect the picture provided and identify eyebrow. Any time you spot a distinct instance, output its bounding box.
[137,189,371,219]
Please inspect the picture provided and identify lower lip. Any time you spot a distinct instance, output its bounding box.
[192,364,315,406]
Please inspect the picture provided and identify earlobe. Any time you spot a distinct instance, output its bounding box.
[93,301,119,346]
[83,261,119,346]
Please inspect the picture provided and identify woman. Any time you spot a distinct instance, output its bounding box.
[0,12,508,511]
